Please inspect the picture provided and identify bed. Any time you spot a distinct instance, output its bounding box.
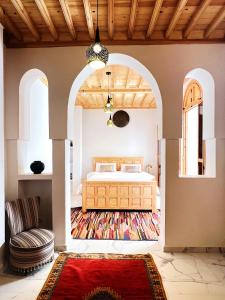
[82,157,157,213]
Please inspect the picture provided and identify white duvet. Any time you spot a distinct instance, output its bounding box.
[87,171,155,182]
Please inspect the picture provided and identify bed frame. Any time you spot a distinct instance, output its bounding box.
[82,157,157,213]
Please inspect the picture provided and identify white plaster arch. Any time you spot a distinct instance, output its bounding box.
[182,68,216,177]
[19,68,48,140]
[66,53,165,248]
[184,68,215,140]
[18,68,52,174]
[67,53,163,139]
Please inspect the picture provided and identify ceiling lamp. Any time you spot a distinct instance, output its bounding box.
[107,114,113,127]
[104,71,113,113]
[86,0,109,69]
[104,95,113,113]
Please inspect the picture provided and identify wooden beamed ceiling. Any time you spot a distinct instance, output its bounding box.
[0,0,224,47]
[76,64,157,109]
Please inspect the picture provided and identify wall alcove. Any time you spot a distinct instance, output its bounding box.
[180,68,216,178]
[17,69,53,229]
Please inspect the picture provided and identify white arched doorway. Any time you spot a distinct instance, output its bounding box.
[66,53,165,247]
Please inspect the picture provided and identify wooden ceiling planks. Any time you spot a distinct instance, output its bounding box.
[205,6,225,37]
[108,0,114,39]
[0,0,224,47]
[10,0,40,40]
[59,0,77,39]
[0,6,22,40]
[146,0,164,38]
[34,0,58,40]
[75,64,157,109]
[183,0,211,38]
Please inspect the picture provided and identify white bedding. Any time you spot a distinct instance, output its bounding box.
[87,171,155,182]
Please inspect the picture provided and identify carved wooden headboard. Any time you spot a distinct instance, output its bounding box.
[93,157,144,171]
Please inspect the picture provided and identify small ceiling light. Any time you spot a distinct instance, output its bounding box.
[86,0,109,69]
[107,114,113,127]
[104,95,113,113]
[104,71,113,113]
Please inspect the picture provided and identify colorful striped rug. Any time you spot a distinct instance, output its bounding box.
[71,208,160,241]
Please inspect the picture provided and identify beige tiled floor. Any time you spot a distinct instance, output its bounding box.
[0,240,225,300]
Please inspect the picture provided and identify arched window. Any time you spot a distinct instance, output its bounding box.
[181,80,204,175]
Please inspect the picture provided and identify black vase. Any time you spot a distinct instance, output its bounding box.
[30,161,45,174]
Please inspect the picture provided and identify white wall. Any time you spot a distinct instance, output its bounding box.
[72,106,82,195]
[0,25,4,269]
[82,109,159,177]
[4,45,225,250]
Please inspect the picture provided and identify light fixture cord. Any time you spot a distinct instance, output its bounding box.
[97,0,99,27]
[108,73,109,95]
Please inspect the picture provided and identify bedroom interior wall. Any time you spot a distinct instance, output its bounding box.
[4,44,225,250]
[82,108,159,176]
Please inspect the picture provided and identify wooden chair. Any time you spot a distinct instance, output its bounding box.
[5,196,54,274]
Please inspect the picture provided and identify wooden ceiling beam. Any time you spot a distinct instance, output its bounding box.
[128,0,138,39]
[149,98,157,108]
[146,0,163,39]
[205,7,225,38]
[10,0,40,40]
[131,93,137,106]
[0,7,22,40]
[165,0,188,39]
[59,0,76,40]
[184,0,211,38]
[140,94,148,107]
[108,0,114,39]
[79,88,152,94]
[125,68,130,88]
[138,76,143,88]
[75,95,84,106]
[6,37,225,48]
[83,0,95,40]
[34,0,58,40]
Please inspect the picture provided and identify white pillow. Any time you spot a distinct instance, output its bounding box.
[96,162,117,172]
[121,163,142,173]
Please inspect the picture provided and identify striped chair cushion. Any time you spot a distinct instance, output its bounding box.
[5,197,40,236]
[10,228,54,249]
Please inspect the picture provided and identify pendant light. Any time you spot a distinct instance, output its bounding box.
[104,71,113,113]
[107,114,113,127]
[86,0,109,69]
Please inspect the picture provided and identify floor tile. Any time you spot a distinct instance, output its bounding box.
[0,240,224,300]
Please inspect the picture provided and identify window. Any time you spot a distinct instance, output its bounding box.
[181,80,204,176]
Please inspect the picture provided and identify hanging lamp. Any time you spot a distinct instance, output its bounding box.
[107,114,113,127]
[86,0,109,69]
[104,71,113,113]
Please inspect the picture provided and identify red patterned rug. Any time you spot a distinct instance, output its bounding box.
[37,253,167,300]
[71,208,160,241]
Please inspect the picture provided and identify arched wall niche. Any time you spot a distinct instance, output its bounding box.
[18,68,52,174]
[181,68,216,177]
[66,53,166,246]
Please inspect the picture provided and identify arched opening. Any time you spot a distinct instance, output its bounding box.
[180,68,216,177]
[66,54,165,248]
[181,80,204,175]
[18,69,52,174]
